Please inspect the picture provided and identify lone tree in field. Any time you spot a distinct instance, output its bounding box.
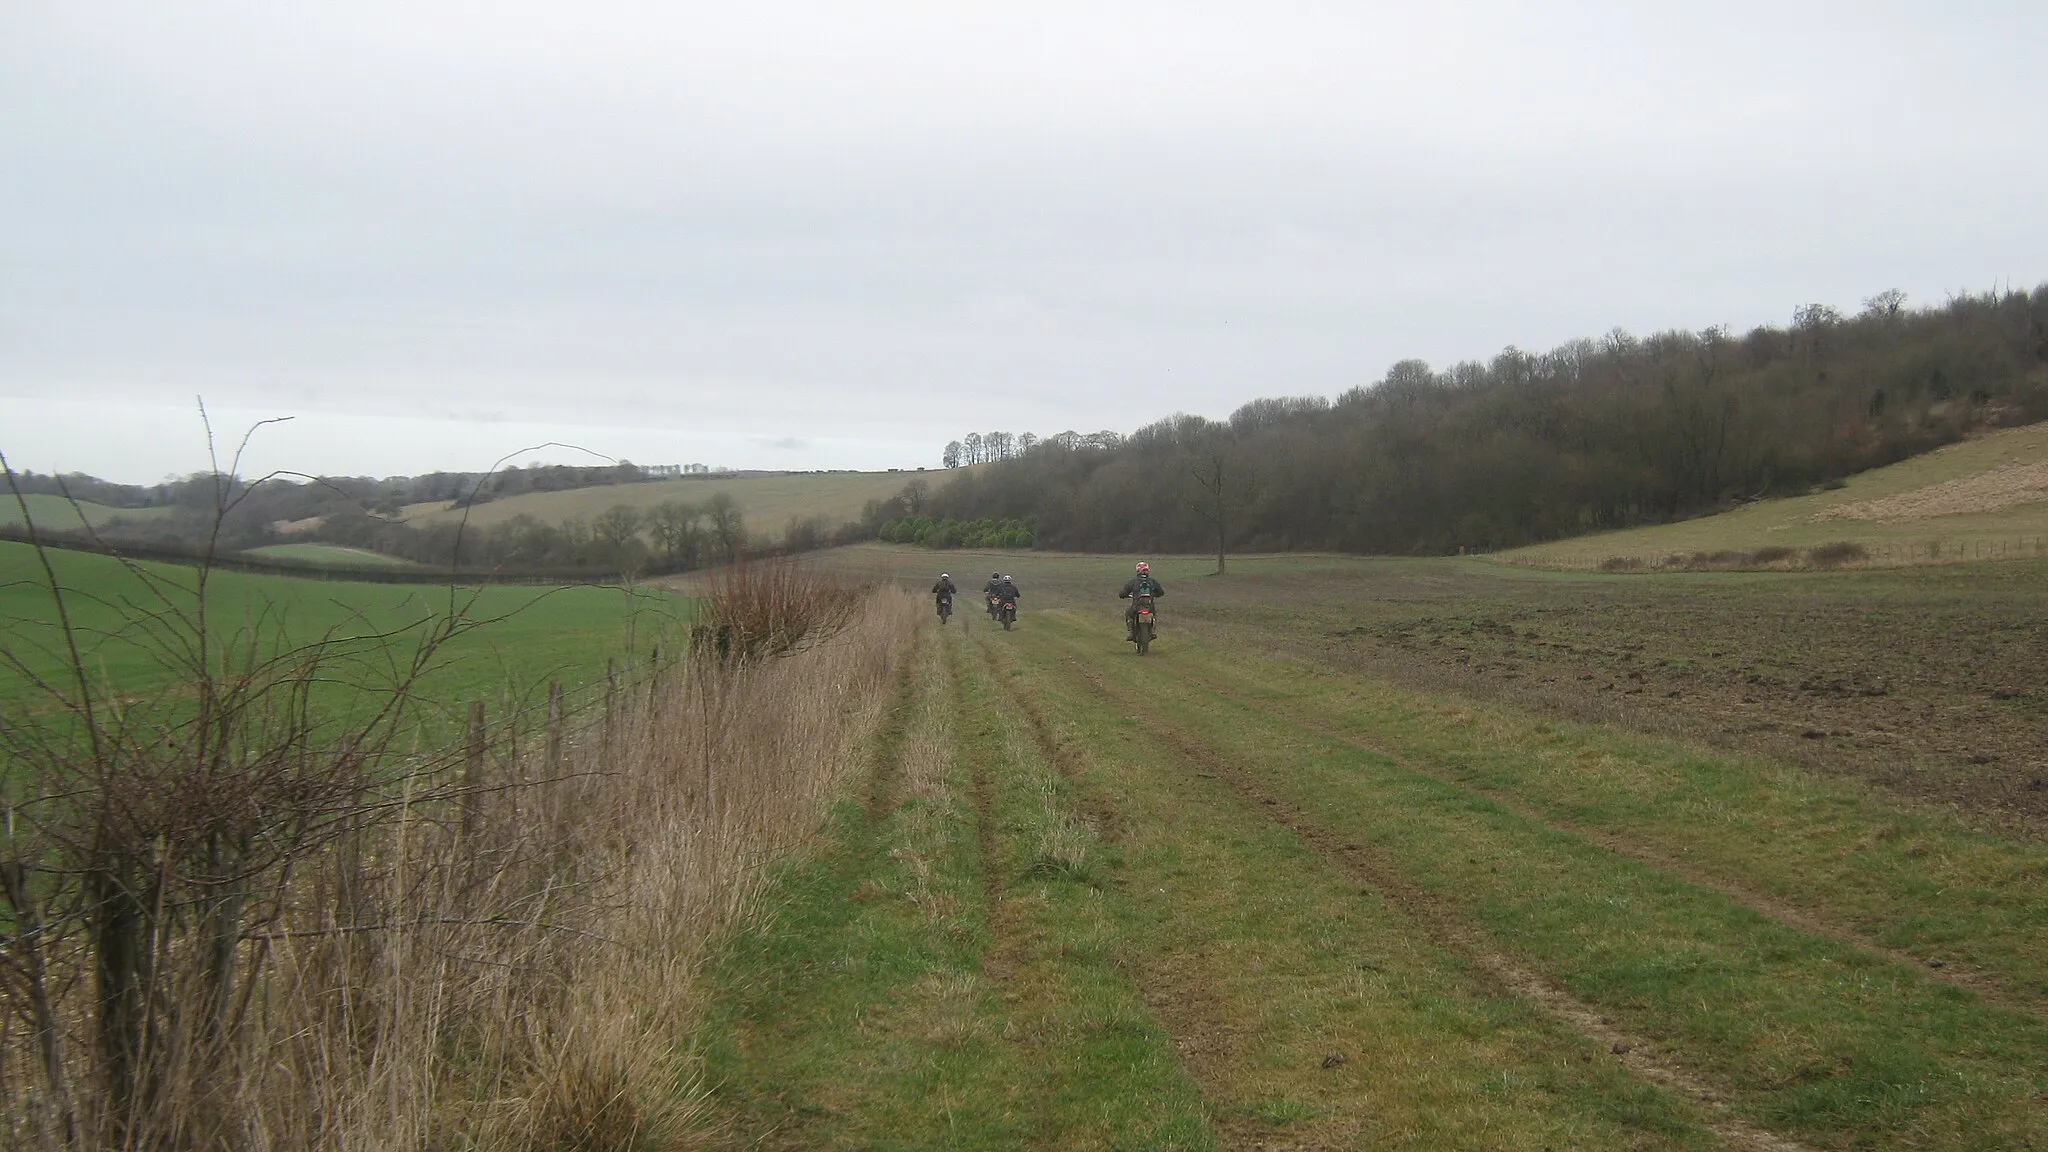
[1186,439,1243,575]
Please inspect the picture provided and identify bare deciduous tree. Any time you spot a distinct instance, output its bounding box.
[706,492,746,563]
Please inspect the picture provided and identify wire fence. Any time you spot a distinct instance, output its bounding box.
[1499,536,2048,572]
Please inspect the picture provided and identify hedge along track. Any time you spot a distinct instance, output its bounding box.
[1150,645,2048,1021]
[1043,643,1817,1152]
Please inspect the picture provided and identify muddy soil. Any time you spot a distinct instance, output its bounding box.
[1177,560,2048,838]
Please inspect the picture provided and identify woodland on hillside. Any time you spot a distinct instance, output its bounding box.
[916,287,2048,557]
[1,464,756,575]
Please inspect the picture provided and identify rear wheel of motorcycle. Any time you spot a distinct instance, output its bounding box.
[1003,617,1013,631]
[1136,625,1151,655]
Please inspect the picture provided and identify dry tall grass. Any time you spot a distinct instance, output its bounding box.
[2,587,923,1150]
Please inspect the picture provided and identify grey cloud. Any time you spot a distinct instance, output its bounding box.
[4,2,2046,483]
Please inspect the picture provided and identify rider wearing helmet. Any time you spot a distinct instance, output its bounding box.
[932,572,957,599]
[1118,561,1165,639]
[983,571,1005,618]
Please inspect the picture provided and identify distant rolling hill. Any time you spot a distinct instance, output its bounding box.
[399,470,932,538]
[1502,422,2048,568]
[0,494,177,533]
[242,543,423,569]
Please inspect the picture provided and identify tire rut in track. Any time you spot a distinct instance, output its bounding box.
[1166,656,2039,1017]
[1066,653,1817,1152]
[947,631,1017,981]
[969,634,1251,1135]
[862,641,924,824]
[971,637,1128,845]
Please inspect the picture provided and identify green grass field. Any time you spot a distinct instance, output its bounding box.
[1502,421,2048,568]
[692,545,2048,1148]
[401,469,939,538]
[0,494,178,533]
[0,540,683,741]
[242,542,424,569]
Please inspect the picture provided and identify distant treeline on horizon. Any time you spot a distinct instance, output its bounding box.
[11,283,2048,568]
[905,285,2048,556]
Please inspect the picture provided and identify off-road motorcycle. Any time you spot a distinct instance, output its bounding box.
[936,594,953,625]
[1127,592,1158,655]
[990,594,1018,631]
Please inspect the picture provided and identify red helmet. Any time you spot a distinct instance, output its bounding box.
[1135,561,1149,573]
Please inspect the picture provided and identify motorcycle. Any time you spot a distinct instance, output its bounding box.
[936,594,953,625]
[991,594,1018,631]
[987,593,1002,621]
[1128,593,1158,655]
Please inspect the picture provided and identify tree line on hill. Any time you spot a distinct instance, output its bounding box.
[941,430,1125,467]
[3,469,767,577]
[914,286,2048,561]
[304,495,754,573]
[2,462,785,576]
[4,459,695,522]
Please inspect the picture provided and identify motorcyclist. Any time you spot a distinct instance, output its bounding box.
[931,572,957,618]
[1118,561,1165,639]
[983,571,1005,617]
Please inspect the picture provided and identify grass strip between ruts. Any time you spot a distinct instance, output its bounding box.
[696,627,1209,1149]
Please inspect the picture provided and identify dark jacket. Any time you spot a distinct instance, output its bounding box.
[996,579,1020,601]
[1118,574,1165,600]
[932,577,957,598]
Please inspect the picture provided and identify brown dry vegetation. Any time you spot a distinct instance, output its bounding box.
[1,566,921,1148]
[1815,458,2048,521]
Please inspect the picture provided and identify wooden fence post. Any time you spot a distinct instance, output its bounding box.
[463,700,486,839]
[602,658,617,763]
[546,681,565,777]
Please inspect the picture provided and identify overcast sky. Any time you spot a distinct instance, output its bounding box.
[4,2,2045,484]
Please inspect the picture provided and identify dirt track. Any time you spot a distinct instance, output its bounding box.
[719,547,2048,1148]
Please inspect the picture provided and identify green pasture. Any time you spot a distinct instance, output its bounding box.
[242,542,424,569]
[0,494,177,533]
[0,540,683,742]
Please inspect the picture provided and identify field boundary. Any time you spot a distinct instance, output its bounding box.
[1505,535,2048,572]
